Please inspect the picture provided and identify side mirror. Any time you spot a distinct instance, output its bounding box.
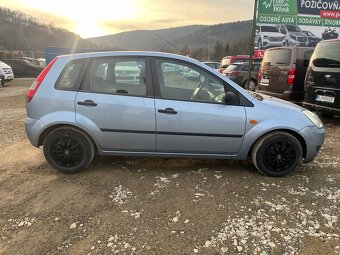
[256,29,259,33]
[224,91,236,105]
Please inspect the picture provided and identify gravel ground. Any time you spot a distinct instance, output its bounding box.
[0,79,339,255]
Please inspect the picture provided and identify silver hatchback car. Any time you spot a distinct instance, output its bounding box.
[25,52,325,177]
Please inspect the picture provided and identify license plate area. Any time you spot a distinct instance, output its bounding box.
[260,78,269,86]
[316,95,335,104]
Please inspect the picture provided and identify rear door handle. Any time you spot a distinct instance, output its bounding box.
[158,108,177,114]
[77,100,97,107]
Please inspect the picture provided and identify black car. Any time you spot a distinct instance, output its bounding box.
[2,59,43,78]
[303,39,340,117]
[224,62,261,91]
[303,30,323,47]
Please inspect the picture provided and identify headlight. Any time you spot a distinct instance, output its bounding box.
[290,35,297,40]
[303,110,323,128]
[263,36,269,39]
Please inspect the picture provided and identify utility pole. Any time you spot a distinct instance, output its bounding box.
[246,0,259,90]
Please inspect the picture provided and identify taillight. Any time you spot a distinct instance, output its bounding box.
[287,68,295,85]
[26,57,58,103]
[258,68,262,81]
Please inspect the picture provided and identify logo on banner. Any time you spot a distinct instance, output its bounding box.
[259,0,298,14]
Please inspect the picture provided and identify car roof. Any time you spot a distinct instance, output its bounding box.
[58,51,192,62]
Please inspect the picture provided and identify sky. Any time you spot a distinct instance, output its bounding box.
[1,0,254,38]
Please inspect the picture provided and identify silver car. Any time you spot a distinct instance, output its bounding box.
[25,52,325,177]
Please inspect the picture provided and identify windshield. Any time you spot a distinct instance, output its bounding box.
[261,26,279,32]
[286,25,302,32]
[312,41,340,68]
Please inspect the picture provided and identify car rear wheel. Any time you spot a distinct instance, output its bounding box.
[43,127,95,173]
[251,132,302,177]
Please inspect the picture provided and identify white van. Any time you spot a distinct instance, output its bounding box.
[0,61,14,86]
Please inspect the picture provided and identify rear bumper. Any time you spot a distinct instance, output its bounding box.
[25,117,45,147]
[300,125,326,163]
[303,102,340,116]
[256,89,303,103]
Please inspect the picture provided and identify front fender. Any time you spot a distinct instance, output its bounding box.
[237,119,305,159]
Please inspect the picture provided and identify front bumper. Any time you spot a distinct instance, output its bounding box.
[300,125,326,163]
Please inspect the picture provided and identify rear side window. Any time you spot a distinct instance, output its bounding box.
[56,60,85,90]
[311,41,340,68]
[84,58,147,96]
[263,49,292,66]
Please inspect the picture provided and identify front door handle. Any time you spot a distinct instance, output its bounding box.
[77,100,97,107]
[158,108,177,114]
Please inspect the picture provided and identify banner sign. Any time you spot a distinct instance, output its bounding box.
[258,0,340,27]
[254,0,340,53]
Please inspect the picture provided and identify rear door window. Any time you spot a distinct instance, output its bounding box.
[84,58,147,96]
[263,49,292,66]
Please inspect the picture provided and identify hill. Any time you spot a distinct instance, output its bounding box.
[89,21,252,54]
[89,25,206,51]
[0,7,101,54]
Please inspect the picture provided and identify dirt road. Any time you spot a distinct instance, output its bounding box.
[0,79,339,255]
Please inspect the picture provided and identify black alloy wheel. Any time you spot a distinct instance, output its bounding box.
[43,127,95,173]
[262,141,296,172]
[50,135,84,168]
[251,132,303,177]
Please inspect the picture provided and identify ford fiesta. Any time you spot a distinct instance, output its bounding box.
[25,52,325,177]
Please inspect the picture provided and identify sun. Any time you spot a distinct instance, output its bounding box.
[15,0,138,38]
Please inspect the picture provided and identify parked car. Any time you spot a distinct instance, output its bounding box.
[277,24,309,47]
[0,61,14,86]
[223,62,261,90]
[257,46,314,103]
[303,39,340,117]
[202,61,221,71]
[2,59,44,78]
[255,25,286,50]
[25,51,325,177]
[219,55,250,74]
[322,27,338,40]
[303,30,323,47]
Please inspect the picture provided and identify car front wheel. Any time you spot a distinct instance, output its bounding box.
[43,127,95,173]
[251,132,303,177]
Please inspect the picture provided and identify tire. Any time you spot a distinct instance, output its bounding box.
[283,40,289,46]
[43,127,95,173]
[244,79,257,91]
[1,80,5,86]
[251,132,302,177]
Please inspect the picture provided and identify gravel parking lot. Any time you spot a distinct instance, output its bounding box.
[0,79,339,255]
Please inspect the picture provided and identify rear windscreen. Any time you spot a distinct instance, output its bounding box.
[262,49,292,66]
[311,41,340,68]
